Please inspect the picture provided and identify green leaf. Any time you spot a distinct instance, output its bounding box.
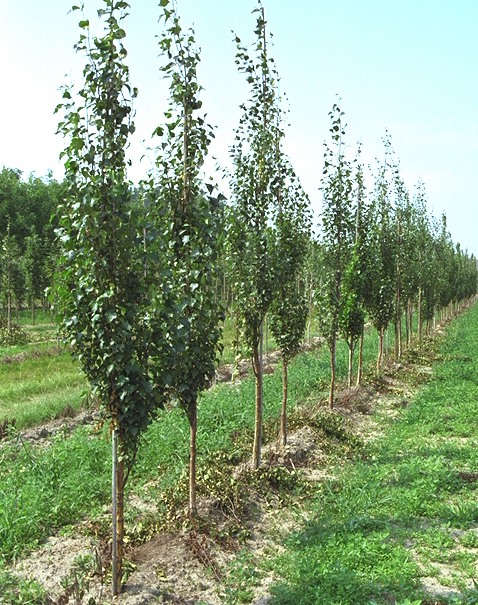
[106,311,117,323]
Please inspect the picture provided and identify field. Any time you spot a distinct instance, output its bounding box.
[1,305,478,604]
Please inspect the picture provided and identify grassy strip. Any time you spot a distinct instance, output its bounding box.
[0,427,111,563]
[270,305,478,605]
[0,350,87,429]
[0,322,382,564]
[0,569,48,605]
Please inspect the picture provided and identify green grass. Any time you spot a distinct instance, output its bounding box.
[0,569,48,605]
[2,308,54,327]
[0,349,87,429]
[0,427,111,562]
[0,305,467,601]
[269,303,478,605]
[0,317,378,565]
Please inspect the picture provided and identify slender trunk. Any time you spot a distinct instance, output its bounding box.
[409,301,413,345]
[348,340,354,388]
[394,315,399,359]
[252,321,264,469]
[280,358,288,446]
[418,287,423,341]
[356,331,364,386]
[7,269,12,333]
[112,430,125,596]
[398,309,402,357]
[377,327,384,370]
[189,403,197,515]
[395,300,402,359]
[6,222,12,333]
[329,336,336,409]
[112,431,118,596]
[307,282,313,343]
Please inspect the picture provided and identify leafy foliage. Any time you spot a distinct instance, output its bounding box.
[54,0,167,461]
[228,2,285,467]
[147,1,224,513]
[317,102,355,404]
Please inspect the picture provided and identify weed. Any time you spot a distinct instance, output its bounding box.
[59,553,99,604]
[220,550,262,605]
[459,531,478,549]
[0,566,51,604]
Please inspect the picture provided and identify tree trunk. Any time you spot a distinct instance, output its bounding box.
[377,327,384,370]
[252,321,264,469]
[188,403,197,515]
[329,336,336,409]
[348,340,354,388]
[112,430,125,596]
[418,287,423,341]
[395,284,401,359]
[408,299,413,346]
[395,307,402,359]
[356,331,364,387]
[7,265,12,334]
[280,358,288,446]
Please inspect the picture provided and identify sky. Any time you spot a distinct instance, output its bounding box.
[1,0,477,254]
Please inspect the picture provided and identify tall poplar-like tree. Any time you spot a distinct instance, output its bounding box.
[368,136,396,369]
[269,156,311,445]
[55,1,168,593]
[340,146,369,387]
[228,2,281,468]
[150,1,223,515]
[318,103,354,407]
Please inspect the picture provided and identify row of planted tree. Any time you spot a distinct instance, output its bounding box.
[2,0,476,594]
[0,168,63,327]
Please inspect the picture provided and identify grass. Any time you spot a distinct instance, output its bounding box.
[0,349,87,429]
[269,303,478,604]
[0,304,475,602]
[0,311,379,568]
[0,427,111,562]
[0,569,48,605]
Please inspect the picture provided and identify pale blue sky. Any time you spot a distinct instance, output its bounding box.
[1,0,477,253]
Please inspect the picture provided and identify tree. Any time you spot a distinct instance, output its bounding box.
[150,1,223,515]
[317,102,354,407]
[367,135,396,369]
[340,146,369,387]
[269,158,311,445]
[24,230,48,324]
[228,2,282,468]
[55,1,168,593]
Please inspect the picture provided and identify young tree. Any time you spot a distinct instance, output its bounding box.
[150,2,223,515]
[340,146,369,387]
[269,158,311,445]
[24,230,48,324]
[317,102,354,407]
[228,2,282,468]
[367,136,396,369]
[55,1,168,593]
